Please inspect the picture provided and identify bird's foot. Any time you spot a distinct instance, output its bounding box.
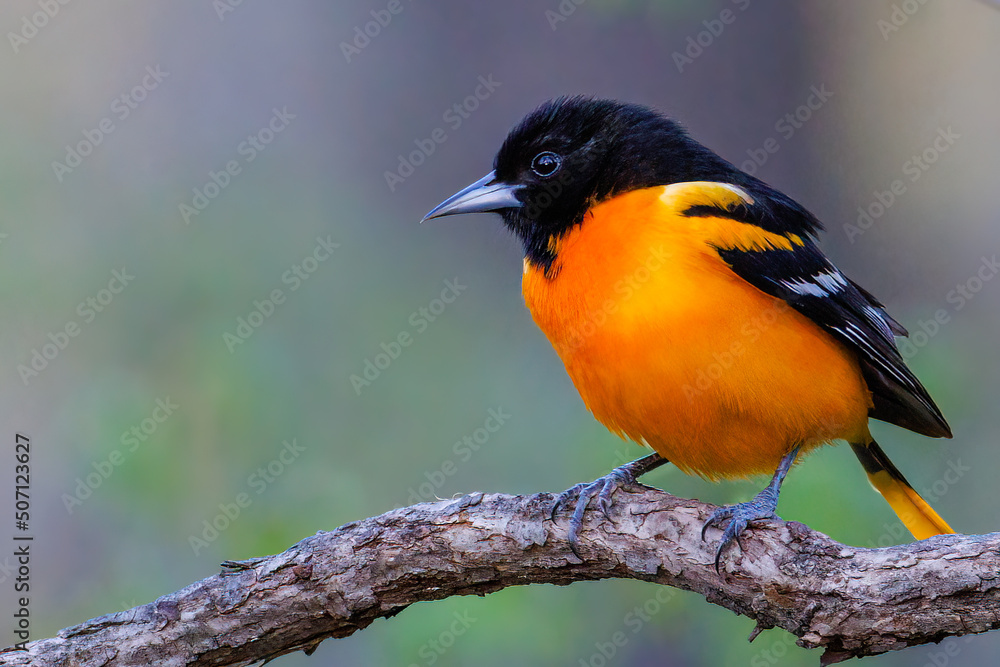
[551,453,667,557]
[702,445,800,573]
[701,486,781,573]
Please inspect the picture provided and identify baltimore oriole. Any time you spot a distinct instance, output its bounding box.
[422,97,954,568]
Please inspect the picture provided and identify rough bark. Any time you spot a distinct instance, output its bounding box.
[2,487,997,666]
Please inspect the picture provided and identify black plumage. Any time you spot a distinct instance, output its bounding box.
[491,96,951,439]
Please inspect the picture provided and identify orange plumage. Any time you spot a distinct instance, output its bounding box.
[424,97,954,548]
[522,183,872,479]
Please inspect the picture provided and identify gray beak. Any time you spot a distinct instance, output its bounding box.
[421,171,523,222]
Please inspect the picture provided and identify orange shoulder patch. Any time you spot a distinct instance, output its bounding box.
[658,181,804,253]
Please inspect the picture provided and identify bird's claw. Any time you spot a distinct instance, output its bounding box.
[701,496,779,573]
[551,473,635,558]
[551,454,665,557]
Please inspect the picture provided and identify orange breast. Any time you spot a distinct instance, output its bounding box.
[522,185,872,479]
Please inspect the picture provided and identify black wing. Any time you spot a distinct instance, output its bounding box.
[685,185,952,439]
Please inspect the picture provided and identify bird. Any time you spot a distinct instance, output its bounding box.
[421,96,954,569]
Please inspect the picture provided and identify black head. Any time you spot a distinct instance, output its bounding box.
[423,97,811,271]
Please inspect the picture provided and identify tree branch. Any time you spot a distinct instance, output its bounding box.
[2,487,998,666]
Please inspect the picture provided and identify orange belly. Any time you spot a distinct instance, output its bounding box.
[522,186,872,479]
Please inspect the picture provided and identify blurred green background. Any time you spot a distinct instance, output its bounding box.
[2,1,999,665]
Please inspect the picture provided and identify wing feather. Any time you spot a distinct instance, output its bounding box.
[682,182,951,438]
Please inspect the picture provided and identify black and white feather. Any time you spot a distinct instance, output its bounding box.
[699,196,951,439]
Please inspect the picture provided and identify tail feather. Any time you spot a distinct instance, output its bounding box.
[850,439,953,539]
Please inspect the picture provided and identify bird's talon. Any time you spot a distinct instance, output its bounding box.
[551,454,668,555]
[550,482,588,521]
[704,499,780,572]
[701,505,735,541]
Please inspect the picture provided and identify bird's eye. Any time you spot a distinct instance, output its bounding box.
[530,151,562,178]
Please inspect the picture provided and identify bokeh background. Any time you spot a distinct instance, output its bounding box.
[2,1,999,665]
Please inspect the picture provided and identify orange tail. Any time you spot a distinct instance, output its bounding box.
[850,440,953,539]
